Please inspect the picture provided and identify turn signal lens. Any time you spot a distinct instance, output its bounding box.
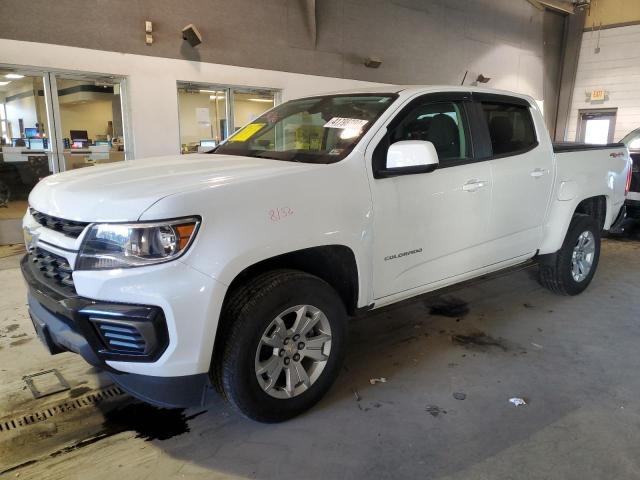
[175,224,197,250]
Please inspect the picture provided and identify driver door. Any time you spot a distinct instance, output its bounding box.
[367,93,493,300]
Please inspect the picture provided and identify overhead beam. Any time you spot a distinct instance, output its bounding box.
[526,0,576,14]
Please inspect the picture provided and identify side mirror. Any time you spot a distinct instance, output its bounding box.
[378,140,439,178]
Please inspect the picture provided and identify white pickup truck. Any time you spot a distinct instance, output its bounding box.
[21,86,631,422]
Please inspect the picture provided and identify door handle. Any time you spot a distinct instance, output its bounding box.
[530,168,548,178]
[462,179,488,192]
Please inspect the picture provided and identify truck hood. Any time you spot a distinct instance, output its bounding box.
[29,154,320,222]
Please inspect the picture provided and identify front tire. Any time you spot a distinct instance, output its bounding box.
[538,214,601,296]
[214,269,347,422]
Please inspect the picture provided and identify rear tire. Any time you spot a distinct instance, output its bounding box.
[214,269,347,423]
[538,214,601,296]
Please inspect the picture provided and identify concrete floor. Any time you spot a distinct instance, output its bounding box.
[2,230,640,479]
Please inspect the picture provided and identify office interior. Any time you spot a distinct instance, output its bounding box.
[177,83,277,153]
[0,68,125,225]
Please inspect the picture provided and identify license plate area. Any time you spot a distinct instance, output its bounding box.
[29,310,65,355]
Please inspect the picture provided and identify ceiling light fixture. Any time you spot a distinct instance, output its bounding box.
[200,89,221,94]
[209,95,225,100]
[5,73,24,79]
[248,98,273,103]
[0,81,11,86]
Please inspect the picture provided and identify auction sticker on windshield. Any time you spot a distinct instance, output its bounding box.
[324,117,369,129]
[229,123,266,142]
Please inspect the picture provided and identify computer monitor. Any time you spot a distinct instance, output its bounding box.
[24,128,38,138]
[28,138,45,150]
[70,130,89,142]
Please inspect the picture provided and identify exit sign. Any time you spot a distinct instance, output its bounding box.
[590,89,607,102]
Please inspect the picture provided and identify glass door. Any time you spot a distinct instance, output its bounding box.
[52,73,128,170]
[578,109,617,145]
[0,68,56,234]
[0,65,129,244]
[177,82,229,153]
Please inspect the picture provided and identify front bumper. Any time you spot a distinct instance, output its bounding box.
[21,254,217,407]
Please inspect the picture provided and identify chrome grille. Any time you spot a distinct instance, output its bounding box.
[30,247,75,293]
[30,208,88,238]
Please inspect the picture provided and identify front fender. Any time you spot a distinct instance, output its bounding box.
[138,156,374,307]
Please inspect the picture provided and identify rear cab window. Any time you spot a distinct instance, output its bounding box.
[481,102,537,157]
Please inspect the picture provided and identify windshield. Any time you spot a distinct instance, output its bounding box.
[621,128,640,151]
[212,93,398,163]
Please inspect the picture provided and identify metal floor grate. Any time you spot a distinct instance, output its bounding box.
[0,385,126,433]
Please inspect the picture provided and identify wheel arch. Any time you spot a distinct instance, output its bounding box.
[539,194,610,255]
[222,245,361,317]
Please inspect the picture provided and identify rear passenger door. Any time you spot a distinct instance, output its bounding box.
[473,94,554,263]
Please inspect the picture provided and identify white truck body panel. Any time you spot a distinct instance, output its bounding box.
[22,86,631,380]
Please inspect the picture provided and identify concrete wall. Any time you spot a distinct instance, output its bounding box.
[567,24,640,142]
[0,0,552,96]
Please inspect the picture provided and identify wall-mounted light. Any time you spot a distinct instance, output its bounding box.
[364,57,382,69]
[182,24,203,47]
[5,73,24,79]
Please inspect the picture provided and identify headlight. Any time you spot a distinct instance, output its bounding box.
[75,217,200,270]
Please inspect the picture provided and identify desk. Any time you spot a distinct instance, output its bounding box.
[0,148,52,201]
[2,147,53,164]
[63,147,125,170]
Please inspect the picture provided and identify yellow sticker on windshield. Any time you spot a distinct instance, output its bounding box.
[229,123,266,142]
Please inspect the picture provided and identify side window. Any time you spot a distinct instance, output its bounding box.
[389,101,471,163]
[481,102,537,156]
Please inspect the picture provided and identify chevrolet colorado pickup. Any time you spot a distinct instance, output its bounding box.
[21,86,632,422]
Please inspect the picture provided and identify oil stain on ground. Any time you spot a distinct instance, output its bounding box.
[68,386,92,398]
[0,403,208,476]
[451,332,510,352]
[10,337,32,347]
[101,403,207,441]
[425,405,447,417]
[426,297,470,318]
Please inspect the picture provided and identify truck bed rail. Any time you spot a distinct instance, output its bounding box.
[553,142,625,153]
